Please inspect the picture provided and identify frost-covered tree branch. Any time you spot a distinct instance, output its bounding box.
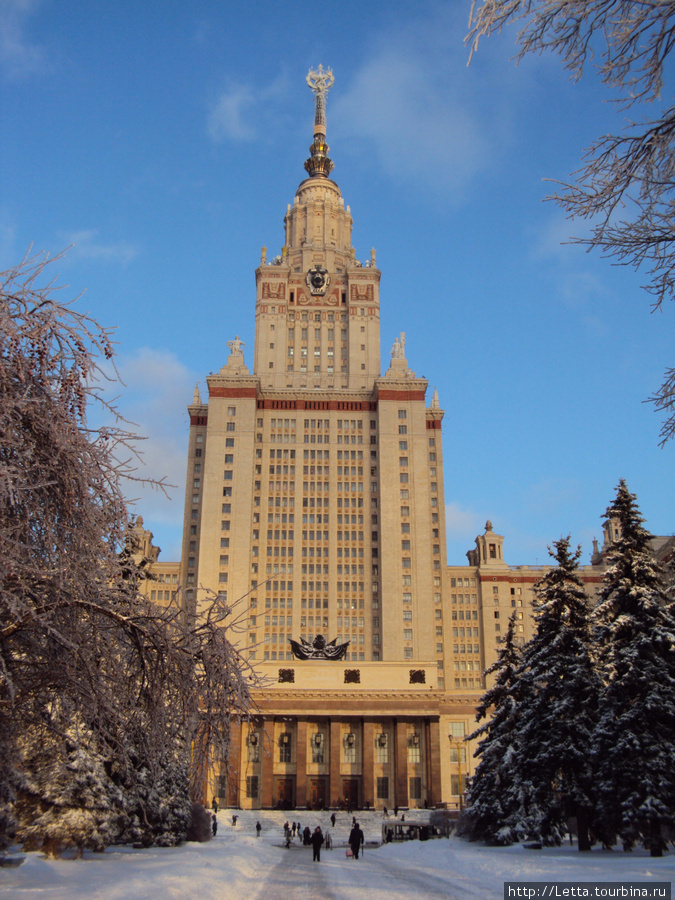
[0,252,255,855]
[467,0,675,445]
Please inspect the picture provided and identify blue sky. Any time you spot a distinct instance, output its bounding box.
[2,0,673,565]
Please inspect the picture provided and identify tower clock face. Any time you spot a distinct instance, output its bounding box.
[307,266,330,295]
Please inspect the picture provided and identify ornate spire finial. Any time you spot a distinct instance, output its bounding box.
[305,65,335,178]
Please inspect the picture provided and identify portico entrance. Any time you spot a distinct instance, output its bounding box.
[308,777,327,809]
[342,778,359,810]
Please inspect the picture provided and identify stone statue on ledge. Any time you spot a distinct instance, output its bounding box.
[289,634,350,660]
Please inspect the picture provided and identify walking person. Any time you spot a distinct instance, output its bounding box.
[330,812,336,828]
[348,821,364,860]
[212,814,217,836]
[311,826,324,862]
[256,821,261,837]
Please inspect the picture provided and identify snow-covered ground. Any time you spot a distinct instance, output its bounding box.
[2,809,673,899]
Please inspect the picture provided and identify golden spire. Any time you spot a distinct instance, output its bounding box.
[304,65,334,178]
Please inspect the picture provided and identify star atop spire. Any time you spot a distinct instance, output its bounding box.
[304,65,334,178]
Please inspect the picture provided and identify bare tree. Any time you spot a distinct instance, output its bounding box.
[468,1,675,445]
[0,251,255,853]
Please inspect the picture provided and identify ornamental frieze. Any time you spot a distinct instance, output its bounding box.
[350,284,374,302]
[262,282,287,299]
[296,288,339,306]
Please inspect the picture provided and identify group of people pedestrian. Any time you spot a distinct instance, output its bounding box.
[208,802,368,861]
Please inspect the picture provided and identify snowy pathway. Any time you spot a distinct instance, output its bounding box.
[3,809,674,900]
[249,836,484,900]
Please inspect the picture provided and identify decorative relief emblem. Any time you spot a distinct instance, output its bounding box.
[289,634,350,660]
[306,266,330,295]
[296,288,339,307]
[350,284,374,303]
[262,282,286,299]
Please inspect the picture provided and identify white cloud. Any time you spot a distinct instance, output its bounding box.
[208,83,256,141]
[333,56,489,202]
[0,0,45,80]
[207,72,290,143]
[94,348,199,560]
[326,6,526,203]
[61,229,138,266]
[445,502,483,539]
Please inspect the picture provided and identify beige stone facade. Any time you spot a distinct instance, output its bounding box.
[140,73,668,811]
[127,516,180,608]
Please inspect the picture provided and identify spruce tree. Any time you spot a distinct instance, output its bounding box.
[591,480,675,856]
[510,538,599,849]
[462,613,523,844]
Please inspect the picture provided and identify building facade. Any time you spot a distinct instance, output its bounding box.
[160,69,655,811]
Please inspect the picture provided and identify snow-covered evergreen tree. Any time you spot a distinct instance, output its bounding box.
[462,613,523,844]
[509,538,599,849]
[16,712,123,858]
[591,480,675,856]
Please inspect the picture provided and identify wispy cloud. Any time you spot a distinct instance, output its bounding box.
[445,502,483,539]
[0,0,45,80]
[109,348,198,559]
[329,6,524,203]
[207,72,290,143]
[60,229,138,266]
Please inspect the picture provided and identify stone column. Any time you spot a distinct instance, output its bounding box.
[394,719,408,808]
[261,718,274,809]
[427,718,442,807]
[227,718,243,807]
[296,718,308,809]
[329,718,341,807]
[362,719,375,808]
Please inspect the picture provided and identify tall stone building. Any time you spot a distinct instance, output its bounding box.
[179,67,465,810]
[170,68,651,811]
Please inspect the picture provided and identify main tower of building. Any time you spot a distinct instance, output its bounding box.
[180,69,466,810]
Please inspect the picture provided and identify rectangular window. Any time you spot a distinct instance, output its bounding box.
[246,775,259,799]
[409,776,422,800]
[247,735,260,762]
[407,733,421,763]
[374,733,389,763]
[376,776,389,800]
[279,733,292,763]
[216,774,228,798]
[343,733,357,763]
[311,732,325,764]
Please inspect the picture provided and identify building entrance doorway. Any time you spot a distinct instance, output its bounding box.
[276,777,294,809]
[308,778,327,810]
[342,778,359,810]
